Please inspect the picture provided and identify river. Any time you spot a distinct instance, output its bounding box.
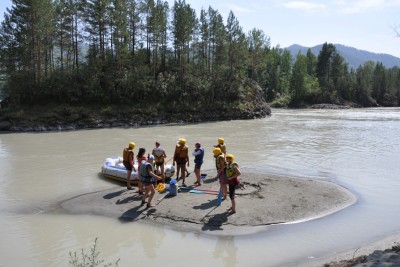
[0,108,399,266]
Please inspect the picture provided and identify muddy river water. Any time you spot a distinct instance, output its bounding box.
[0,108,399,266]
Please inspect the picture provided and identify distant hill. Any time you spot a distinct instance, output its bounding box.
[285,44,400,69]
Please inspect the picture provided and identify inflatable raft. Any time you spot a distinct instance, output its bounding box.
[101,157,175,184]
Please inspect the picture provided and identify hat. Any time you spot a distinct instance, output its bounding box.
[218,138,224,144]
[213,147,222,156]
[226,154,235,161]
[129,142,135,149]
[178,138,186,144]
[148,155,155,160]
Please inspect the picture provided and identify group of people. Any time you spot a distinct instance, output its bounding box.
[121,137,241,213]
[212,138,241,214]
[122,143,162,208]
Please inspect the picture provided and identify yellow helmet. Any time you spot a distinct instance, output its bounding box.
[213,147,222,156]
[226,154,235,161]
[129,142,135,149]
[178,138,186,144]
[157,183,166,193]
[218,138,224,144]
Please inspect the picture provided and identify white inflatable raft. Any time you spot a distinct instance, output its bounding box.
[101,157,175,184]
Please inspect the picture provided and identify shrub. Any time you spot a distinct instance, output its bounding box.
[69,238,119,267]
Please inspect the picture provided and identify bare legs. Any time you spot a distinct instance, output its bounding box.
[142,184,155,207]
[179,164,186,185]
[194,166,201,185]
[126,170,132,189]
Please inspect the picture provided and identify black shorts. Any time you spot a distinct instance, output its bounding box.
[123,161,133,171]
[229,184,236,200]
[155,161,164,167]
[194,163,202,170]
[175,157,187,165]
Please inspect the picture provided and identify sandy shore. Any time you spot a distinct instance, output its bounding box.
[60,170,355,236]
[58,170,400,265]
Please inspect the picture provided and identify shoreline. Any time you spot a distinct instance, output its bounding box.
[0,104,271,132]
[299,233,400,267]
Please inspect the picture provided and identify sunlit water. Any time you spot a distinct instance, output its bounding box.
[0,108,399,266]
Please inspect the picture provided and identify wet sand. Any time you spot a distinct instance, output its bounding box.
[60,170,356,236]
[60,170,400,266]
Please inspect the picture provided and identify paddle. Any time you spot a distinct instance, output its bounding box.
[189,189,218,195]
[156,192,170,205]
[180,187,219,193]
[217,188,222,206]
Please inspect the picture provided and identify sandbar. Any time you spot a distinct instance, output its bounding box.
[60,170,356,236]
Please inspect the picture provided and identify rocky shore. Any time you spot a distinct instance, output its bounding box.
[0,104,271,132]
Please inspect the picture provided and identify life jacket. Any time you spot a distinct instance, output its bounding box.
[194,147,204,164]
[123,148,133,162]
[216,144,226,154]
[215,154,225,171]
[226,162,239,177]
[153,147,165,163]
[175,145,188,159]
[139,161,155,183]
[173,145,188,165]
[226,162,240,185]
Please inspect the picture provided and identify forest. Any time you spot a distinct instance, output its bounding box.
[0,0,399,113]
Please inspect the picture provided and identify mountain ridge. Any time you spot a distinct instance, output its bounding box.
[285,44,400,69]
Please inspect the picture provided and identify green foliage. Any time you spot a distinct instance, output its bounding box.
[270,95,292,108]
[69,238,119,267]
[0,1,399,110]
[289,53,307,106]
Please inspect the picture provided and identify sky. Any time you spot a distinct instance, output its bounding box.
[0,0,399,57]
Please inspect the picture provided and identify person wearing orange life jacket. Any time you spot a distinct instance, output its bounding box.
[213,147,227,200]
[214,138,227,157]
[123,142,136,190]
[225,154,241,214]
[152,141,167,183]
[173,138,189,187]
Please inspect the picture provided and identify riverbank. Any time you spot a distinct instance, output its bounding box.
[0,103,271,132]
[303,233,400,267]
[60,170,356,236]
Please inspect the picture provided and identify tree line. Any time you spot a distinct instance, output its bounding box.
[0,0,399,110]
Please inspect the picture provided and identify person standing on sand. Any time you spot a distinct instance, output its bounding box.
[122,142,136,190]
[225,154,241,214]
[140,155,161,208]
[213,147,227,200]
[173,139,189,187]
[152,141,167,183]
[214,138,227,157]
[192,142,204,185]
[136,147,147,195]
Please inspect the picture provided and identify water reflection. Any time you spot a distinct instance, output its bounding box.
[213,236,238,267]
